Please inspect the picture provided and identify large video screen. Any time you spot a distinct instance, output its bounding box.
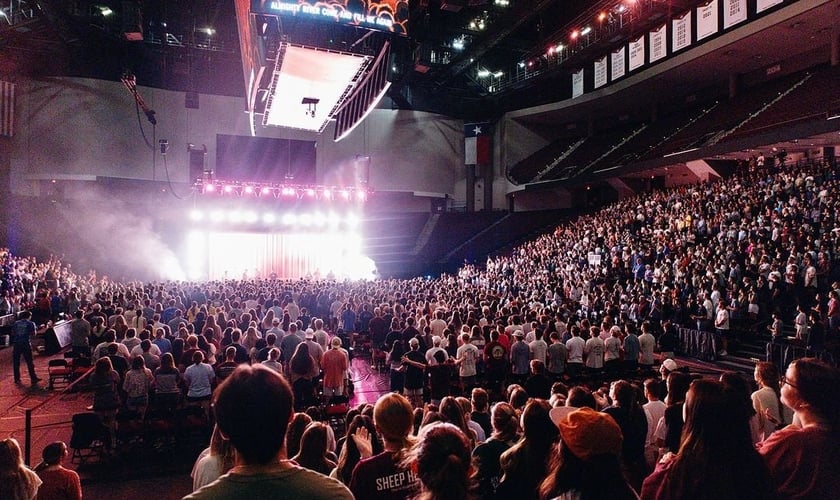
[215,135,317,184]
[252,0,408,35]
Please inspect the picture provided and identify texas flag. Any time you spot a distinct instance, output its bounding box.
[464,122,492,165]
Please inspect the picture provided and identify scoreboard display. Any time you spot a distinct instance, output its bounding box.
[252,0,409,35]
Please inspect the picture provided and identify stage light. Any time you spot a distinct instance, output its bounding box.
[244,211,259,223]
[323,189,333,199]
[282,187,296,196]
[282,213,297,225]
[340,190,351,200]
[356,191,367,202]
[299,214,313,226]
[210,211,225,222]
[477,69,491,78]
[581,26,592,35]
[346,214,360,229]
[313,213,327,227]
[306,188,316,197]
[189,209,204,221]
[223,185,234,194]
[570,30,579,40]
[244,185,254,195]
[261,186,272,196]
[328,212,342,227]
[263,212,277,224]
[598,12,607,22]
[204,183,216,193]
[228,211,243,223]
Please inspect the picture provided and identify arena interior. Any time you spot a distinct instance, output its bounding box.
[1,0,840,497]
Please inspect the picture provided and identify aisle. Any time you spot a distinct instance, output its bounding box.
[348,356,390,406]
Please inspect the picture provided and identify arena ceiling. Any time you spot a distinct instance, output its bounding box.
[0,0,837,121]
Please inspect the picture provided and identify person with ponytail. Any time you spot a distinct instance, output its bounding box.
[350,392,420,499]
[472,402,519,499]
[404,422,476,500]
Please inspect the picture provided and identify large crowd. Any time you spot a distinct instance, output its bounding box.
[2,156,840,499]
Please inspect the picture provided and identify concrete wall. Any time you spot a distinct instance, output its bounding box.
[8,77,467,205]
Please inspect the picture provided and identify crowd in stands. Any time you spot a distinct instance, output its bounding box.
[3,156,840,498]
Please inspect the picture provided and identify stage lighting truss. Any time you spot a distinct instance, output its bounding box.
[193,179,370,203]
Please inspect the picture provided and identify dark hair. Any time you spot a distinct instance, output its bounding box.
[656,379,773,499]
[490,402,518,442]
[292,422,333,474]
[286,412,313,459]
[212,365,294,465]
[335,415,382,485]
[290,342,314,376]
[790,358,840,428]
[566,386,597,409]
[540,443,635,500]
[407,423,475,500]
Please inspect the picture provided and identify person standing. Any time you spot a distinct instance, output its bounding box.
[185,365,353,499]
[34,441,82,500]
[11,310,41,385]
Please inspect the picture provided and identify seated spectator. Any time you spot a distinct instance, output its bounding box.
[758,358,840,498]
[540,406,636,499]
[332,415,382,486]
[286,413,313,461]
[34,441,81,500]
[186,365,353,499]
[641,379,774,499]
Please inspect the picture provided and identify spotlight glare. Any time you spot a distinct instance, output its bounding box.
[346,214,360,229]
[261,186,272,195]
[263,212,276,224]
[323,189,332,199]
[299,214,313,226]
[223,185,234,194]
[282,213,297,225]
[313,213,327,227]
[340,190,351,200]
[210,210,224,222]
[189,209,204,221]
[228,210,242,223]
[356,191,367,202]
[244,185,254,195]
[204,183,215,192]
[244,211,258,223]
[306,188,316,197]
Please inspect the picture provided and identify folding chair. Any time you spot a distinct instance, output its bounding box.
[48,359,73,390]
[69,412,108,463]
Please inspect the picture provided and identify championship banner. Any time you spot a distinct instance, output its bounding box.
[696,0,719,41]
[594,56,608,89]
[723,0,747,29]
[572,69,584,98]
[649,25,667,63]
[672,11,692,52]
[0,80,13,138]
[628,36,645,72]
[611,46,626,81]
[757,0,783,13]
[464,122,492,165]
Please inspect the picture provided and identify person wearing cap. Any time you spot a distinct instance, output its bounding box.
[510,330,530,385]
[659,358,679,380]
[539,406,637,499]
[322,336,349,401]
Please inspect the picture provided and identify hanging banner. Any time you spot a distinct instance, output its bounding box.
[611,46,626,81]
[723,0,747,28]
[628,36,645,72]
[649,24,667,63]
[572,69,584,98]
[757,0,783,13]
[672,11,692,52]
[696,0,719,41]
[594,56,608,89]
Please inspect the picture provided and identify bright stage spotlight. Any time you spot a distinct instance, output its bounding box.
[244,185,255,195]
[306,188,316,197]
[262,212,277,224]
[244,211,259,223]
[323,189,332,199]
[346,214,360,229]
[299,214,313,226]
[328,212,342,227]
[223,184,234,194]
[210,210,225,222]
[203,183,216,193]
[282,213,298,225]
[189,209,205,221]
[340,190,350,200]
[228,210,243,223]
[261,186,272,196]
[356,191,367,202]
[313,212,327,227]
